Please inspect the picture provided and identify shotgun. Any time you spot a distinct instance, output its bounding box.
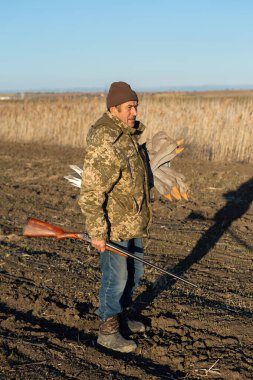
[23,218,197,288]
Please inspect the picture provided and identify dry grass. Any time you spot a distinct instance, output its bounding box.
[1,91,253,162]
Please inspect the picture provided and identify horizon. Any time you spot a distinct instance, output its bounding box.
[2,84,253,94]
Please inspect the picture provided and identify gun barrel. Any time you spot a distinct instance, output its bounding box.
[106,242,197,288]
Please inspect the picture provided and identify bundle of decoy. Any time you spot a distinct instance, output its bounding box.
[64,131,189,201]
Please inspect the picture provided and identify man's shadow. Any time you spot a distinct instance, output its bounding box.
[133,177,253,312]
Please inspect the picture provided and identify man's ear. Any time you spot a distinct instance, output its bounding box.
[109,106,116,114]
[110,106,120,116]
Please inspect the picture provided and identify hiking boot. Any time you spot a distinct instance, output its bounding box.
[121,317,145,333]
[97,331,137,353]
[97,315,137,353]
[99,315,119,335]
[124,318,145,333]
[119,311,145,334]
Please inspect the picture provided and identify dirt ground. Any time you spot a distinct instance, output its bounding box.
[0,142,252,380]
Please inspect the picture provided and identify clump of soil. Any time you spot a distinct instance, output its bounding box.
[0,142,252,379]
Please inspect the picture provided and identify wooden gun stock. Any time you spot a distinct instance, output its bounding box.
[23,218,87,241]
[23,218,197,288]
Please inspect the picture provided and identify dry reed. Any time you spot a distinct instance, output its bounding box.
[0,91,252,162]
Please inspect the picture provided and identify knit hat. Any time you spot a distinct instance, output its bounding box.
[107,81,138,109]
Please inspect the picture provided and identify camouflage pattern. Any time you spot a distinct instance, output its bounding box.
[78,111,152,242]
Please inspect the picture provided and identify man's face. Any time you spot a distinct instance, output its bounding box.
[110,100,138,128]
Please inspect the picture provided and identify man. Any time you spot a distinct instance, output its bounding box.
[78,81,152,353]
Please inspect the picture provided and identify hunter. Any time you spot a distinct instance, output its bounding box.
[78,81,151,353]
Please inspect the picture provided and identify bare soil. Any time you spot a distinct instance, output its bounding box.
[0,142,252,380]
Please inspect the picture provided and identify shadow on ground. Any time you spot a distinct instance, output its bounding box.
[134,177,253,312]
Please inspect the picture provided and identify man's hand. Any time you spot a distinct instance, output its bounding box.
[91,239,106,252]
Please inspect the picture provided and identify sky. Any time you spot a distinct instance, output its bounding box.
[1,0,253,92]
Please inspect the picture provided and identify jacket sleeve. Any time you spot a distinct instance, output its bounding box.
[78,126,121,241]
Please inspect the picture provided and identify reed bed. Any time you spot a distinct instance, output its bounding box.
[1,91,252,162]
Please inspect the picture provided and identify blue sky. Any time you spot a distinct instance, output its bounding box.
[1,0,253,91]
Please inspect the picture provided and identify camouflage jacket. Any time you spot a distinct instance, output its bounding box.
[78,111,152,242]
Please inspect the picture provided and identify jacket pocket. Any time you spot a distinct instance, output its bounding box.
[113,193,138,214]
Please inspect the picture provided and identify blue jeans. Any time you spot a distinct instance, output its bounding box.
[98,238,144,321]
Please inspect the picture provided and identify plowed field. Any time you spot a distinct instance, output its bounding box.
[0,142,252,379]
